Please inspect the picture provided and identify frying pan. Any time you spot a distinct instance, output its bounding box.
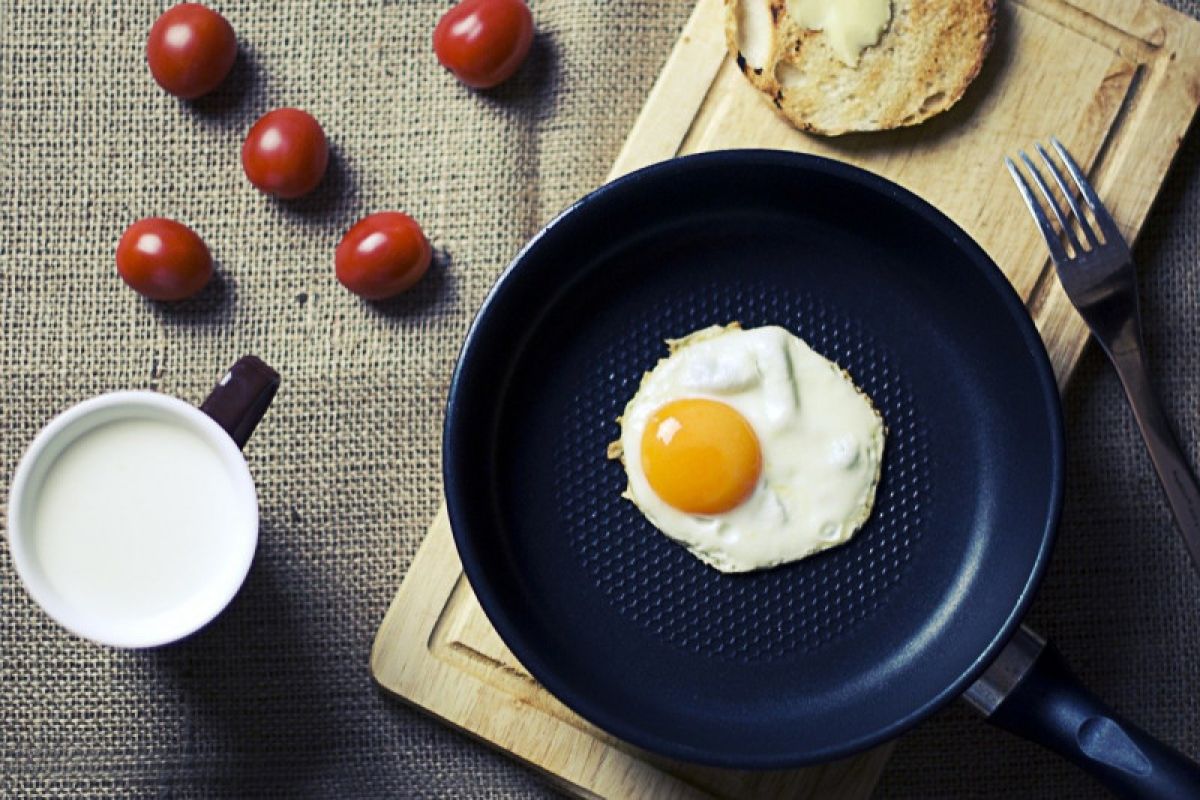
[445,151,1200,797]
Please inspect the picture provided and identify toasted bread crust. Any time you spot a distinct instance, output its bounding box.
[726,0,996,135]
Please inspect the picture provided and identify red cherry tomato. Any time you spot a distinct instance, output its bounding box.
[335,212,432,300]
[146,4,237,99]
[241,108,329,199]
[116,218,213,301]
[433,0,534,89]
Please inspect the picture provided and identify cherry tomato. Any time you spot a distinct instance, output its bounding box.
[241,108,329,199]
[335,212,432,300]
[433,0,534,89]
[146,4,237,99]
[116,218,213,301]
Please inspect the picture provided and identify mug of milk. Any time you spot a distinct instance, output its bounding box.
[6,356,279,648]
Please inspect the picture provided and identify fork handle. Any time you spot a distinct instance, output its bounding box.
[1110,347,1200,570]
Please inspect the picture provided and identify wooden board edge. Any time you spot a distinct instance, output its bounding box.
[370,508,458,684]
[608,0,727,180]
[1068,0,1200,48]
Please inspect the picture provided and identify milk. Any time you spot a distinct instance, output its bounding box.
[30,416,243,623]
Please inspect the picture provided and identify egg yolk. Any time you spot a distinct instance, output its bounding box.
[640,398,762,515]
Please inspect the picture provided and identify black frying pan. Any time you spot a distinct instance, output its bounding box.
[445,151,1200,797]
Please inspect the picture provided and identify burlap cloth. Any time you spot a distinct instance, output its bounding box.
[2,1,1198,797]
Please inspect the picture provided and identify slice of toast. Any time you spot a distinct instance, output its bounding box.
[726,0,996,135]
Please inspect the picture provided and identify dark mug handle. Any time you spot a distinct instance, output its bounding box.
[199,356,280,449]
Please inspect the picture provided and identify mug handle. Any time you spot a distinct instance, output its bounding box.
[199,356,281,449]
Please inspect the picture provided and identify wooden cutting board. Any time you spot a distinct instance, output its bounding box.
[372,0,1200,796]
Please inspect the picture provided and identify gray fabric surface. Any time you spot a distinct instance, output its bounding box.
[1,1,1197,797]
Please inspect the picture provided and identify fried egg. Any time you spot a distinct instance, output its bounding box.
[611,324,885,572]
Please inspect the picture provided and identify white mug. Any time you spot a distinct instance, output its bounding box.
[6,356,279,648]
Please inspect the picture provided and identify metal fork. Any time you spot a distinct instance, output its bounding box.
[1007,139,1200,571]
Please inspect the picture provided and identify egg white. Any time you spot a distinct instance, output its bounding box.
[613,324,885,573]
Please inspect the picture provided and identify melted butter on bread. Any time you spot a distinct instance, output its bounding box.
[787,0,892,67]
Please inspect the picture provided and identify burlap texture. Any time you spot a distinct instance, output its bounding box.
[1,1,1197,797]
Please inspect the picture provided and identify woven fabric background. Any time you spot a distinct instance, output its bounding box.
[1,1,1197,797]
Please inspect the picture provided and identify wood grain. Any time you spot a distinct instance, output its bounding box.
[372,0,1200,796]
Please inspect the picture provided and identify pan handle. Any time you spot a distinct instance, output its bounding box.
[966,626,1200,799]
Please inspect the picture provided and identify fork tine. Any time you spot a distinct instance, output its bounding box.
[1035,142,1099,249]
[1019,150,1082,256]
[1050,137,1123,241]
[1005,156,1068,263]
